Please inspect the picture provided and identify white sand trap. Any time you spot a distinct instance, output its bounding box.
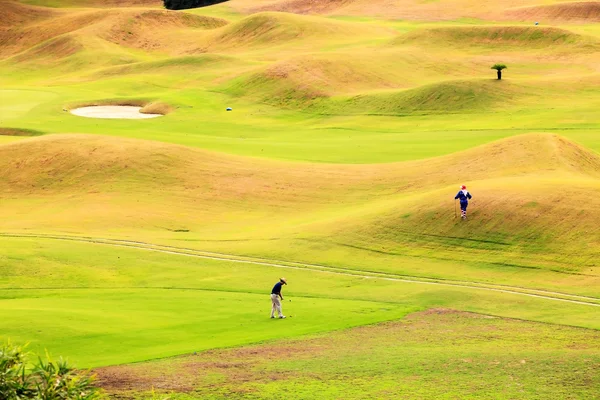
[70,106,162,119]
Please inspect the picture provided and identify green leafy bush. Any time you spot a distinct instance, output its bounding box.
[0,341,101,400]
[163,0,227,10]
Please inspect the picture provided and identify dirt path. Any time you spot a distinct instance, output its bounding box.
[1,232,599,307]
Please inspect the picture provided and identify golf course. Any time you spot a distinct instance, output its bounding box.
[1,0,599,398]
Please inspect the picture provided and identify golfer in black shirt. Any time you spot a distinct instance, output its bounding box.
[270,277,287,319]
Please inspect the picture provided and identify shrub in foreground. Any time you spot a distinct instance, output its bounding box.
[0,341,101,400]
[164,0,228,10]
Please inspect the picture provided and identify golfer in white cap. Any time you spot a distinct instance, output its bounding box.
[270,278,287,319]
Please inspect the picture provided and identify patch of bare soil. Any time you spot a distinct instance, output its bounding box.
[96,367,159,391]
[94,310,476,395]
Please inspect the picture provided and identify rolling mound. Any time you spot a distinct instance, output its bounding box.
[85,54,244,80]
[0,9,113,58]
[234,0,579,21]
[222,51,481,107]
[98,10,228,52]
[3,133,597,198]
[16,0,162,7]
[1,133,598,225]
[0,0,60,28]
[359,133,600,193]
[206,12,384,51]
[312,134,600,271]
[67,0,162,7]
[4,32,146,72]
[6,133,596,208]
[250,0,355,14]
[1,133,599,272]
[0,8,227,59]
[12,34,84,63]
[224,55,403,106]
[0,134,395,209]
[396,26,588,49]
[317,80,524,115]
[506,2,600,22]
[329,177,600,271]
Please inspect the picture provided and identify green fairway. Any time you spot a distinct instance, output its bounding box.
[1,0,599,397]
[1,236,598,368]
[1,288,414,367]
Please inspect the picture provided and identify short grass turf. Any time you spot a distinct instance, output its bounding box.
[1,237,599,368]
[96,310,600,399]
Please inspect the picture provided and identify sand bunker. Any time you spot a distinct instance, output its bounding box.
[70,106,162,119]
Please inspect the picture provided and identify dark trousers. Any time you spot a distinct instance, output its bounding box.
[460,202,468,217]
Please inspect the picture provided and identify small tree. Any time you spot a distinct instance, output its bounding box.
[491,64,507,80]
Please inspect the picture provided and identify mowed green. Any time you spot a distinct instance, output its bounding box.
[1,0,599,396]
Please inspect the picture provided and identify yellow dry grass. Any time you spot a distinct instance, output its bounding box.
[140,101,174,115]
[248,0,355,15]
[1,0,599,286]
[0,0,61,28]
[3,133,598,205]
[505,2,600,22]
[395,26,593,49]
[66,0,162,7]
[1,133,598,248]
[230,0,593,20]
[1,4,388,62]
[204,12,391,53]
[0,6,228,59]
[0,8,110,57]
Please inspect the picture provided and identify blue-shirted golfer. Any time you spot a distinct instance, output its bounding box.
[270,278,287,319]
[455,185,473,219]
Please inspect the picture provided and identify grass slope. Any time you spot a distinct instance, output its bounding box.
[1,133,599,296]
[232,0,598,21]
[395,26,597,51]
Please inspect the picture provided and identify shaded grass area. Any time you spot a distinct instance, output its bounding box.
[0,127,44,136]
[96,310,600,399]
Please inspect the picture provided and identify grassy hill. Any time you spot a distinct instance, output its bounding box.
[1,133,598,298]
[0,0,599,397]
